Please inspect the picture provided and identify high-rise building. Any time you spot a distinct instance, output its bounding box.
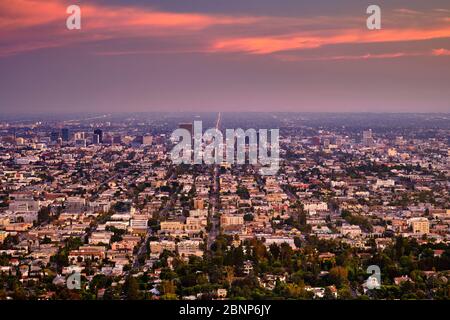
[61,128,70,141]
[134,135,153,146]
[92,134,100,145]
[50,131,60,142]
[363,129,374,147]
[94,129,103,143]
[133,135,143,145]
[74,132,85,140]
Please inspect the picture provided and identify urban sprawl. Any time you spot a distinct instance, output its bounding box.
[0,113,449,300]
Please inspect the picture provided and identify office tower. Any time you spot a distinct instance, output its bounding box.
[74,132,85,140]
[134,135,153,146]
[92,134,100,145]
[50,131,60,142]
[61,128,70,141]
[363,129,374,147]
[363,129,372,140]
[133,135,144,145]
[94,129,103,143]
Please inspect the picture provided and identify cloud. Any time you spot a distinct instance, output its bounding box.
[276,48,450,62]
[432,48,450,56]
[0,0,259,57]
[276,52,418,62]
[209,26,450,55]
[432,8,450,13]
[393,8,421,15]
[1,0,449,60]
[0,0,65,29]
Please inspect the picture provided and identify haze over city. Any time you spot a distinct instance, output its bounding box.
[1,0,449,114]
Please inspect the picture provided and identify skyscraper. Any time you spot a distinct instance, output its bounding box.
[94,129,103,144]
[50,131,60,142]
[92,134,100,145]
[363,129,374,147]
[61,128,70,141]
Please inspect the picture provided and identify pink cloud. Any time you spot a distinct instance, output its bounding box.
[0,0,65,29]
[432,48,450,56]
[1,0,450,60]
[276,52,419,62]
[393,8,421,15]
[0,0,259,57]
[209,26,450,55]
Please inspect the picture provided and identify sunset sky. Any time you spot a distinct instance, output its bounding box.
[0,0,449,113]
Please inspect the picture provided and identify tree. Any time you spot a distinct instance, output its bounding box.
[124,276,141,300]
[269,244,280,260]
[337,286,353,299]
[280,243,293,268]
[160,280,177,299]
[1,235,19,249]
[329,266,348,288]
[236,186,250,199]
[41,236,52,244]
[224,266,235,285]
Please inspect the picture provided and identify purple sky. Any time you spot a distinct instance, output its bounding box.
[0,0,449,113]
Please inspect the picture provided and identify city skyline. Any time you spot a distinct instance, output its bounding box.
[1,0,449,114]
[0,112,449,301]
